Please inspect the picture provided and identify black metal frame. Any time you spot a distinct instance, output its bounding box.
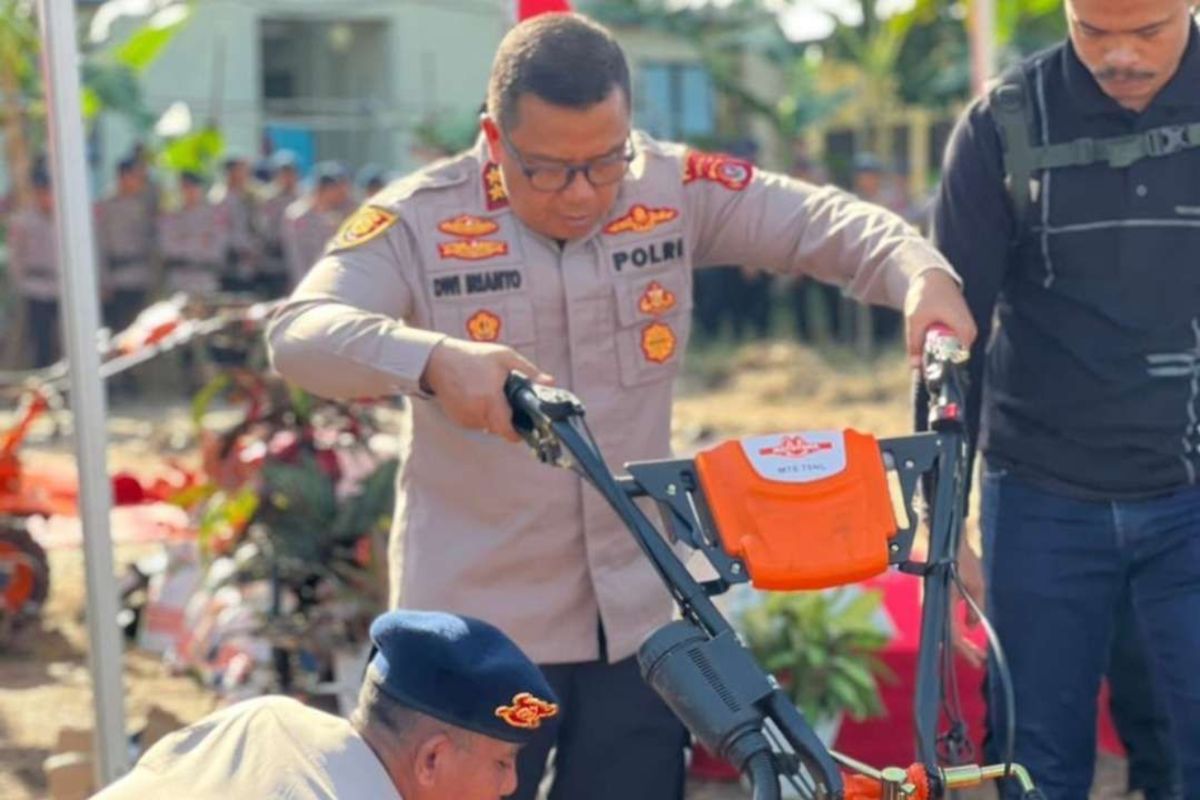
[504,338,1036,798]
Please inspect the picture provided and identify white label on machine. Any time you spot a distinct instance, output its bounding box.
[740,430,847,483]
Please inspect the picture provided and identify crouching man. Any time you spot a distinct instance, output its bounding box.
[94,609,559,800]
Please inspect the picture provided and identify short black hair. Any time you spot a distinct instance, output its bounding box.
[487,13,630,132]
[116,155,139,177]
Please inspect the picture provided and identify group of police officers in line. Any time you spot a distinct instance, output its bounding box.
[5,142,923,375]
[4,149,390,371]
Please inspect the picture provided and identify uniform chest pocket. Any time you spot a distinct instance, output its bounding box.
[611,268,693,388]
[430,292,537,356]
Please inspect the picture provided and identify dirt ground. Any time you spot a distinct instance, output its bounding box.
[0,343,1135,798]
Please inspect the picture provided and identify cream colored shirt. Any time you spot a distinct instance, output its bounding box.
[92,696,399,800]
[268,132,958,665]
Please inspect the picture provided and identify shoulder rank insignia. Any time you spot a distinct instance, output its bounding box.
[638,281,677,316]
[641,321,677,364]
[495,692,559,730]
[466,309,502,342]
[439,239,509,261]
[483,162,509,211]
[439,214,500,238]
[604,204,679,235]
[682,150,754,192]
[328,206,397,251]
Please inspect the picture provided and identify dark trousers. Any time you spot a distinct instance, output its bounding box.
[694,267,771,342]
[1108,596,1183,799]
[25,297,60,368]
[104,289,147,395]
[980,465,1200,799]
[789,279,844,344]
[104,288,147,334]
[510,656,688,800]
[255,271,291,300]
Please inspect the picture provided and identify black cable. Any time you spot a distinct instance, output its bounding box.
[952,569,1016,777]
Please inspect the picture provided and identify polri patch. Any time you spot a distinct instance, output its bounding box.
[328,206,397,251]
[604,204,679,235]
[439,214,499,238]
[683,150,753,192]
[495,692,558,730]
[439,239,510,261]
[638,280,677,316]
[483,162,508,210]
[611,237,684,272]
[466,309,502,342]
[641,321,677,364]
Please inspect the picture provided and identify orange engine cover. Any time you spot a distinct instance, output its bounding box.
[694,430,897,591]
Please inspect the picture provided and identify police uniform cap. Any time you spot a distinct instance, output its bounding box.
[367,609,559,745]
[853,152,886,174]
[312,160,348,188]
[270,150,299,172]
[356,163,387,189]
[253,158,276,183]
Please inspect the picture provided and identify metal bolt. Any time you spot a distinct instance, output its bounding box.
[666,484,677,497]
[730,562,742,575]
[904,459,915,470]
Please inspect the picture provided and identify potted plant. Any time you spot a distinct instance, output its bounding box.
[736,587,894,745]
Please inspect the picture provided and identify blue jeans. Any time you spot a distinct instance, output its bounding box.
[980,465,1200,799]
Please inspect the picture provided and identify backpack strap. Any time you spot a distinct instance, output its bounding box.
[989,66,1200,229]
[988,71,1038,225]
[1031,122,1200,170]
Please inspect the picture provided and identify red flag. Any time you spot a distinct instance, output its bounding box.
[514,0,572,22]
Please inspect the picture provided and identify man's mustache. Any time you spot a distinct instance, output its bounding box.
[1093,66,1156,82]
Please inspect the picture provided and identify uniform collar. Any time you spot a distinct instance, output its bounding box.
[1063,21,1200,118]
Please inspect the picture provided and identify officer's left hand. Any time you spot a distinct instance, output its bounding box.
[903,269,976,368]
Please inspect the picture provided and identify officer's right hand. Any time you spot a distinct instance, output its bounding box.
[421,338,554,443]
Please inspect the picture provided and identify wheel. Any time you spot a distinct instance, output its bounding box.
[0,519,50,623]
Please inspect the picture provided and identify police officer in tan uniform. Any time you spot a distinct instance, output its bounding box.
[281,161,353,290]
[95,609,558,800]
[7,168,61,367]
[268,14,976,800]
[97,156,157,333]
[159,171,226,298]
[257,151,301,298]
[210,155,260,294]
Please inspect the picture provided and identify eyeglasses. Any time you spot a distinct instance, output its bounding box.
[498,128,635,193]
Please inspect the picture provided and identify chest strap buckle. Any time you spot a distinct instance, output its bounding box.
[1146,125,1192,158]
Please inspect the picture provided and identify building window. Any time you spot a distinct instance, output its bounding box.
[636,62,715,141]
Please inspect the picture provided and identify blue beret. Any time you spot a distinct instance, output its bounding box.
[368,610,559,744]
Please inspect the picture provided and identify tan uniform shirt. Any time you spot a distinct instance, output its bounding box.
[158,201,227,296]
[268,133,957,664]
[97,192,156,290]
[7,208,59,301]
[92,696,400,800]
[282,197,349,288]
[259,186,298,276]
[210,184,260,280]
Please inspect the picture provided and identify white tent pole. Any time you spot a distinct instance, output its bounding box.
[35,0,129,786]
[969,0,997,97]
